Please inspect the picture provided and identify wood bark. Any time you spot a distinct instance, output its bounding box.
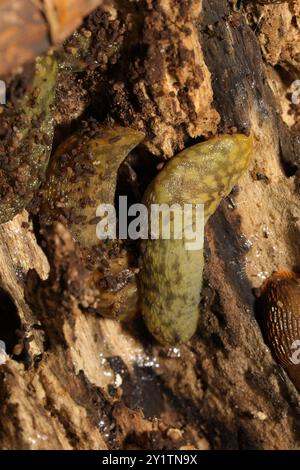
[0,0,104,77]
[0,0,300,450]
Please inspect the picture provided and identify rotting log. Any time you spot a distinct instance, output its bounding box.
[0,0,300,450]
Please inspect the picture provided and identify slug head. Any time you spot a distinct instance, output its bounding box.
[41,125,145,248]
[143,134,253,222]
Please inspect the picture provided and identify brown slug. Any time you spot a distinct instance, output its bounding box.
[259,271,300,391]
[260,271,300,367]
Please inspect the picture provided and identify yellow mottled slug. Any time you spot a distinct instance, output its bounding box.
[139,134,253,345]
[40,124,145,322]
[41,125,144,248]
[0,55,58,224]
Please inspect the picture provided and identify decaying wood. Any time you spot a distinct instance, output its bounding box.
[0,0,104,77]
[0,0,300,450]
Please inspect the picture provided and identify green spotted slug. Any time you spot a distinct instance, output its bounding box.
[139,134,253,345]
[41,125,144,248]
[0,55,58,224]
[40,124,145,322]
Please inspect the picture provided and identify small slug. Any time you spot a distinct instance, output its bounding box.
[0,55,58,224]
[260,272,300,367]
[41,125,145,248]
[139,134,253,345]
[58,29,120,73]
[41,124,145,321]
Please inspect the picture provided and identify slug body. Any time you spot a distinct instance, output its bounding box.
[0,55,58,224]
[42,125,144,248]
[260,271,300,367]
[41,125,144,321]
[139,134,253,345]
